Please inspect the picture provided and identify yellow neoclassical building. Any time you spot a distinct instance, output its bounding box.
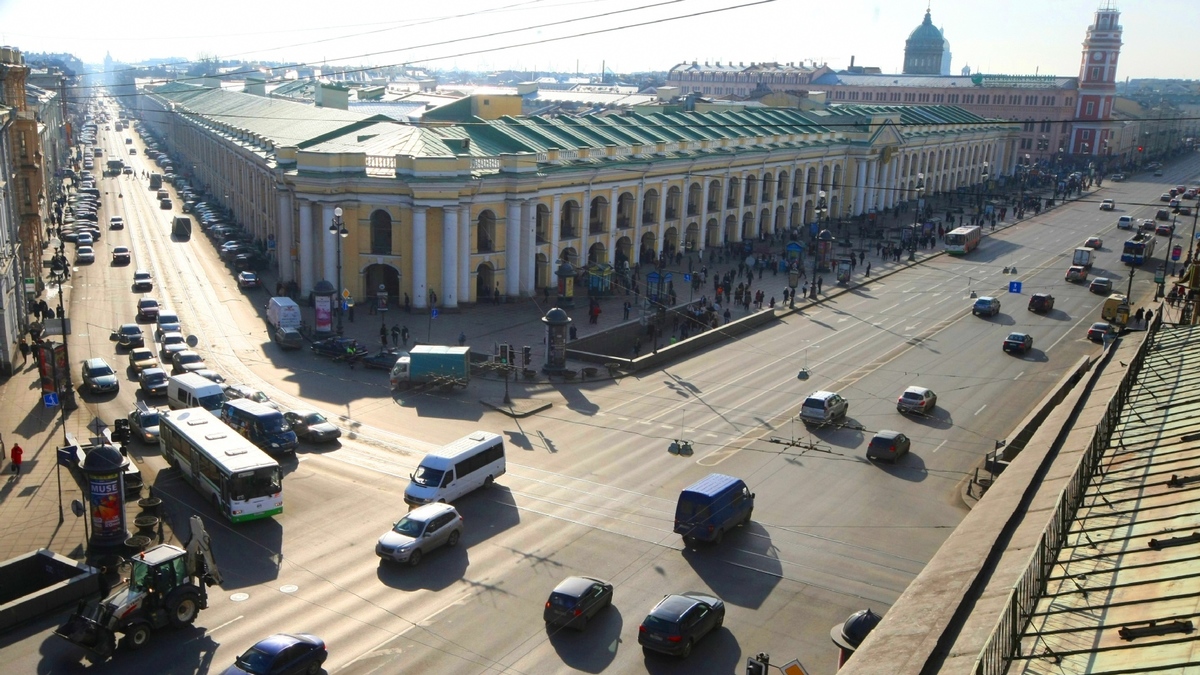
[137,83,1017,310]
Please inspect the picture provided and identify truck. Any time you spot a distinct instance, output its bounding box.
[148,173,162,190]
[171,216,192,241]
[106,157,124,175]
[1072,247,1094,269]
[267,296,301,331]
[390,345,471,389]
[55,515,221,663]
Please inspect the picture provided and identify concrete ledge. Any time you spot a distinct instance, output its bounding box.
[0,549,99,634]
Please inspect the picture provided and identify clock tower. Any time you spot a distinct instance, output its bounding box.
[1071,5,1122,157]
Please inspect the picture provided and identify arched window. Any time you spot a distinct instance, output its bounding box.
[370,210,392,255]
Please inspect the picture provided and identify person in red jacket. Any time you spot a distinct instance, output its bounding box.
[10,443,23,476]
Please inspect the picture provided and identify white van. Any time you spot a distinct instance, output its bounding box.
[167,373,226,411]
[404,431,505,506]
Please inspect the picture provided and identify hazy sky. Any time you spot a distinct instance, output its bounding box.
[0,0,1192,80]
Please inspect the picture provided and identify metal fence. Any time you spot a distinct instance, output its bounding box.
[972,312,1159,675]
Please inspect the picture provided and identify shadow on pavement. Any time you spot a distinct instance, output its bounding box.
[641,625,741,674]
[545,604,623,673]
[680,522,780,610]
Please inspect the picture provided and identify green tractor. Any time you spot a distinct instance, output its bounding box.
[55,515,222,662]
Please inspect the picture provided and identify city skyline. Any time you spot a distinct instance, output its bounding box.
[0,0,1194,81]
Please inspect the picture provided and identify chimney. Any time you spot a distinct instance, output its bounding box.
[850,56,855,68]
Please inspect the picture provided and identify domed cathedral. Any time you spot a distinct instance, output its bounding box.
[903,9,952,75]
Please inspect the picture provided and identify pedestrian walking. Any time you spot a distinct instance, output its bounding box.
[390,325,400,348]
[623,301,631,321]
[458,331,467,346]
[380,324,389,346]
[18,338,29,365]
[633,336,641,357]
[1146,309,1154,327]
[10,443,22,476]
[816,276,823,293]
[403,293,411,313]
[865,262,871,277]
[723,308,732,324]
[401,325,410,347]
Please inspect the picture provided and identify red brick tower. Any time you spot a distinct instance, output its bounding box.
[1071,5,1122,156]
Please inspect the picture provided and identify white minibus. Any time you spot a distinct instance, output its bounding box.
[404,431,505,506]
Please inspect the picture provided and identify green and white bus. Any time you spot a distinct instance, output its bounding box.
[945,226,982,256]
[159,407,282,523]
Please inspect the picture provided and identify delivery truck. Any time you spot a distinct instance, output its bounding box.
[1072,247,1094,270]
[267,297,301,331]
[390,345,471,389]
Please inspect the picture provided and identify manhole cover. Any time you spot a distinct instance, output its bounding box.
[230,592,250,602]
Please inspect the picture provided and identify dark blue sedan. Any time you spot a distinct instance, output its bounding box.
[221,633,326,675]
[638,592,725,658]
[1003,332,1034,354]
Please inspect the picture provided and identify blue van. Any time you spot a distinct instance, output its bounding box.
[220,398,298,455]
[673,473,755,544]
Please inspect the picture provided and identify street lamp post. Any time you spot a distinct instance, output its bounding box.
[328,207,349,335]
[910,174,925,262]
[812,191,827,299]
[976,162,990,225]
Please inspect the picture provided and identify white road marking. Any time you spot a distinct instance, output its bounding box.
[1014,371,1024,380]
[975,404,988,416]
[933,440,947,454]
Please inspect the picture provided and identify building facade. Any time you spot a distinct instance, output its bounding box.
[665,61,832,99]
[136,83,1015,312]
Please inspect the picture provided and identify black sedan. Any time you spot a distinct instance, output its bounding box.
[638,592,725,658]
[221,633,326,675]
[1003,332,1034,354]
[362,348,403,371]
[311,337,366,359]
[544,576,613,631]
[1027,293,1054,313]
[283,411,341,443]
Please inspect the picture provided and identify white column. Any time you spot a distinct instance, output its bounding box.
[520,200,535,295]
[505,200,521,296]
[298,200,314,294]
[864,160,879,213]
[412,206,428,308]
[881,158,895,210]
[698,185,709,253]
[550,194,562,264]
[277,191,293,283]
[607,187,619,263]
[458,205,470,303]
[442,206,458,308]
[733,171,747,241]
[317,203,335,285]
[657,179,668,253]
[797,164,808,226]
[852,160,866,216]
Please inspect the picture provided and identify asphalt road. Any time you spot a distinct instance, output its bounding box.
[6,100,1196,675]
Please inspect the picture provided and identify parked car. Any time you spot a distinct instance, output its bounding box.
[1088,322,1117,342]
[128,404,161,444]
[114,323,144,349]
[82,357,119,393]
[282,410,341,442]
[1110,173,1125,181]
[1027,293,1055,312]
[375,502,463,566]
[220,633,327,675]
[138,367,169,397]
[127,347,157,373]
[544,576,614,631]
[273,326,304,350]
[136,297,160,321]
[1003,332,1034,354]
[896,386,937,414]
[638,592,725,658]
[132,270,153,291]
[237,271,260,288]
[972,296,1001,317]
[867,430,911,463]
[1089,277,1113,294]
[224,384,280,410]
[798,390,848,426]
[1065,266,1088,282]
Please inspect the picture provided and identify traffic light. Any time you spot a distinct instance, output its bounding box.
[1138,146,1144,152]
[498,344,509,365]
[746,653,770,675]
[523,346,532,367]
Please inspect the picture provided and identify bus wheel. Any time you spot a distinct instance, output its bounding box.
[483,475,494,489]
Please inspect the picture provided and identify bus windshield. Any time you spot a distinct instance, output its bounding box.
[228,467,281,501]
[412,465,445,487]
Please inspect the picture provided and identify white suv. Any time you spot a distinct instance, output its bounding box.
[376,503,463,567]
[799,391,848,426]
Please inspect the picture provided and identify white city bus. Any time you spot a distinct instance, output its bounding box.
[159,407,283,523]
[945,226,982,255]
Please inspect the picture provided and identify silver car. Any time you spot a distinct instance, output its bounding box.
[376,503,463,566]
[799,390,848,426]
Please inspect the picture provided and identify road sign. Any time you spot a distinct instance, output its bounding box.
[684,274,692,282]
[341,300,348,311]
[1008,281,1022,294]
[43,392,60,408]
[342,289,351,299]
[87,416,108,436]
[1172,245,1182,261]
[781,660,810,675]
[431,308,438,319]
